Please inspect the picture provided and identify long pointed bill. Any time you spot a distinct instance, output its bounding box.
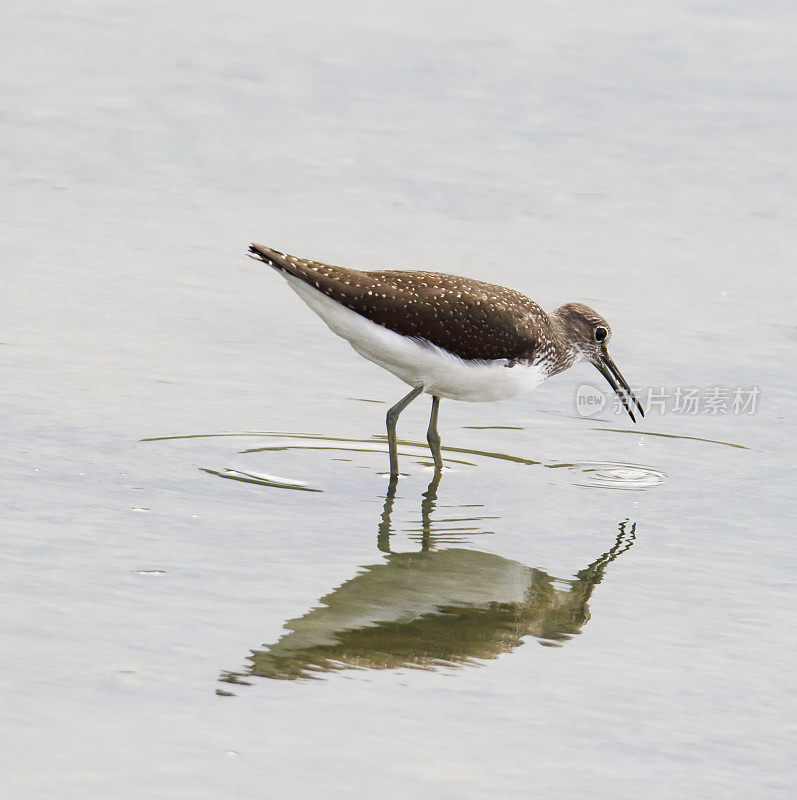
[593,353,645,422]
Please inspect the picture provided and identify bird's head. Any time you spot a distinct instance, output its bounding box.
[552,302,644,422]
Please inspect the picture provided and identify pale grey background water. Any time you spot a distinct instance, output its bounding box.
[1,1,794,798]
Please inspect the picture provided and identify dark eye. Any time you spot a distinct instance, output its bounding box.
[595,326,608,342]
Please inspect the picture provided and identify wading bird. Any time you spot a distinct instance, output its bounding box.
[250,244,643,479]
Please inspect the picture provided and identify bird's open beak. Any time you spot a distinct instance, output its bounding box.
[593,353,645,422]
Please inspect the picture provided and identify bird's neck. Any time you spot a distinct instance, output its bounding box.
[536,312,582,376]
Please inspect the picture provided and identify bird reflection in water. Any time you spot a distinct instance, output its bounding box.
[221,476,636,684]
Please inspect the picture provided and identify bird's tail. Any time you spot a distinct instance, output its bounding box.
[248,243,294,272]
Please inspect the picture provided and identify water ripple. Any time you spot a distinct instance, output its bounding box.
[568,462,667,490]
[144,431,667,492]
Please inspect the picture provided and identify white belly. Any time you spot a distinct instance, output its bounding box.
[283,273,547,402]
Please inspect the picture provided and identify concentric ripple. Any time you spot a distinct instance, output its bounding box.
[568,462,667,490]
[143,431,667,492]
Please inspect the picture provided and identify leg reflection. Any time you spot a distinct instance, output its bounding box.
[377,476,399,553]
[378,471,442,553]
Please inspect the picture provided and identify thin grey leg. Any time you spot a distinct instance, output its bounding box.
[386,386,423,478]
[426,396,443,472]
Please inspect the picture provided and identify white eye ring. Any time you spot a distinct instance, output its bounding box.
[595,326,608,342]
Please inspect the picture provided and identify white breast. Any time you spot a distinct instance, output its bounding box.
[282,273,548,402]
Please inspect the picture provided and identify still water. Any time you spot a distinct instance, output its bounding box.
[1,1,794,798]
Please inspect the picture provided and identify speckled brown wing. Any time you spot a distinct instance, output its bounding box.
[250,244,542,362]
